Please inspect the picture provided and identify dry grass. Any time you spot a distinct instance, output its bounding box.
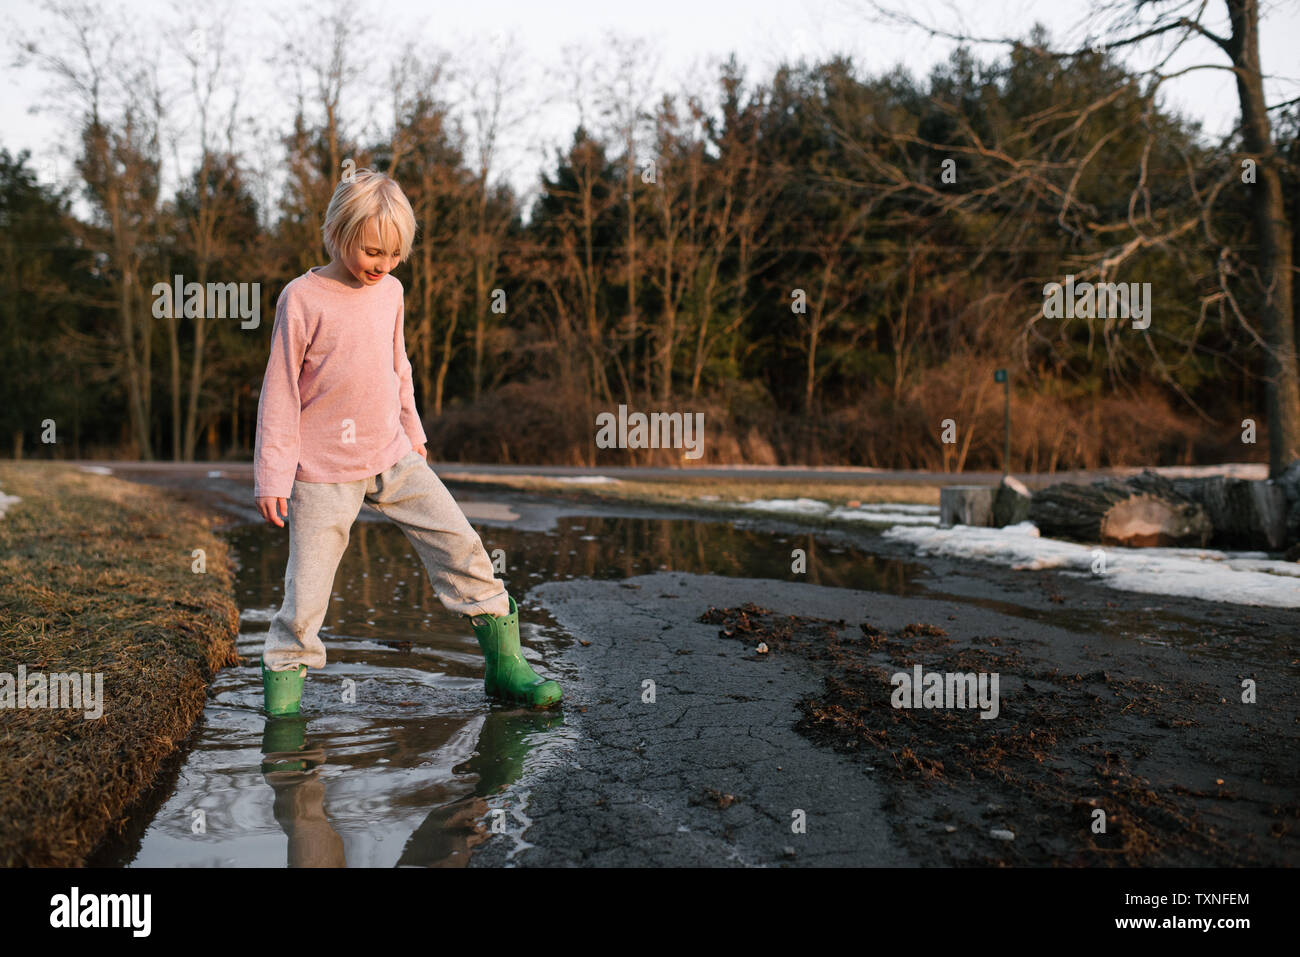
[0,463,239,866]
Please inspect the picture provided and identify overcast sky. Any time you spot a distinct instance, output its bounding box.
[4,0,1298,216]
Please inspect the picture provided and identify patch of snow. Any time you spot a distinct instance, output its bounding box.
[78,465,113,475]
[555,475,619,484]
[828,508,940,525]
[883,522,1300,608]
[738,497,832,515]
[0,489,19,518]
[1209,557,1300,578]
[207,470,223,478]
[739,498,941,525]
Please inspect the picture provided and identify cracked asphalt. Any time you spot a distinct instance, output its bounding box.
[469,572,936,867]
[468,566,1298,867]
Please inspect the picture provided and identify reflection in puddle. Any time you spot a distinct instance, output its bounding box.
[89,513,922,867]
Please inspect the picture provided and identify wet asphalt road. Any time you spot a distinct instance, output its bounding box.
[467,573,929,867]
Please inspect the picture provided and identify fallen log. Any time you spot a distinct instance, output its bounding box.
[1275,459,1300,546]
[1029,470,1213,547]
[1169,476,1288,550]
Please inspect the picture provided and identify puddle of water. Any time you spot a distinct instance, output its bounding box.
[88,514,923,868]
[495,516,926,594]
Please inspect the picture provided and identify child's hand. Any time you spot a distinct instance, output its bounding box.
[256,496,289,528]
[413,444,427,459]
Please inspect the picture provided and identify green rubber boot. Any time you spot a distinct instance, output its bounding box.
[262,659,307,716]
[468,595,562,708]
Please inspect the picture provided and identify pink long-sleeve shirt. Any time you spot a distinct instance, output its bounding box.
[253,267,427,499]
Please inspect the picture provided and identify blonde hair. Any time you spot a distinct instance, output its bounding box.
[321,168,417,262]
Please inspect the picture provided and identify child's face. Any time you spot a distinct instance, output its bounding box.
[340,219,402,287]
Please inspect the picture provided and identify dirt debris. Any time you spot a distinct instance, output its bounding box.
[699,602,1297,866]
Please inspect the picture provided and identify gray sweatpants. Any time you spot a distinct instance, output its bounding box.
[263,449,509,671]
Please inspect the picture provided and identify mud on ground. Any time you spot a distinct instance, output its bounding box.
[700,601,1298,866]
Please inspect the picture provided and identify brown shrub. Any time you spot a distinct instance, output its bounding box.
[419,373,1258,472]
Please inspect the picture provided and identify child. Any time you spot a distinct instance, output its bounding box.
[252,168,561,716]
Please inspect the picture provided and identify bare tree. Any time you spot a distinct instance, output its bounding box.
[862,0,1300,476]
[21,1,163,457]
[279,0,366,273]
[170,4,246,460]
[594,34,661,399]
[686,73,786,399]
[389,49,468,417]
[457,35,531,400]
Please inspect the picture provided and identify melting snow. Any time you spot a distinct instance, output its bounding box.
[831,503,940,525]
[739,497,831,514]
[883,521,1300,608]
[739,498,941,525]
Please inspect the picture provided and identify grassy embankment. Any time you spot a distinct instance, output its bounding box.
[0,463,239,866]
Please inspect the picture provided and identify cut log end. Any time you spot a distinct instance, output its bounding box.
[1099,495,1213,547]
[1030,471,1213,548]
[940,486,995,527]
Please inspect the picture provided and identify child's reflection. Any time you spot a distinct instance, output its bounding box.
[397,708,564,867]
[260,707,563,867]
[261,716,345,867]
